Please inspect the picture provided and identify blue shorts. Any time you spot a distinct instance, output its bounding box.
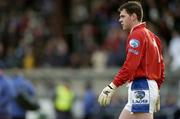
[124,78,159,113]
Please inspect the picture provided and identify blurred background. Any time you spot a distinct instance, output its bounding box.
[0,0,179,119]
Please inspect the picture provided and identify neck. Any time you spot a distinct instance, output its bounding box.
[129,21,141,33]
[131,20,141,29]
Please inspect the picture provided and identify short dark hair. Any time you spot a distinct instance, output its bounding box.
[118,1,143,22]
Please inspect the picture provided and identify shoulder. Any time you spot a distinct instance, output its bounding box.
[129,27,147,40]
[150,31,162,45]
[128,29,146,47]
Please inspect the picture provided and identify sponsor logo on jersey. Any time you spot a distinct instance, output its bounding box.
[129,39,140,48]
[128,48,139,55]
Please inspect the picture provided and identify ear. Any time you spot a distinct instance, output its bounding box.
[131,13,138,21]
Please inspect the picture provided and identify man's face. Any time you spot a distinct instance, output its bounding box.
[119,9,132,31]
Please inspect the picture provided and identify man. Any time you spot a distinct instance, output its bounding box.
[53,79,74,119]
[10,69,38,119]
[83,81,97,119]
[98,1,165,119]
[0,70,14,119]
[169,29,180,71]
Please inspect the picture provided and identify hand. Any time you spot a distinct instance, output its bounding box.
[98,83,117,106]
[154,91,160,112]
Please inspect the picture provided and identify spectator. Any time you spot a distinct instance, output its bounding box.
[168,29,180,71]
[41,38,57,67]
[0,69,14,119]
[10,69,38,119]
[23,46,35,69]
[83,81,98,119]
[91,47,108,72]
[161,94,179,119]
[53,79,75,119]
[53,38,70,67]
[174,107,180,119]
[0,42,6,68]
[103,27,126,67]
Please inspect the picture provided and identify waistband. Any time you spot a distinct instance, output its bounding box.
[134,77,147,80]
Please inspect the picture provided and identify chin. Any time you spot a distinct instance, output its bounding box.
[122,27,127,30]
[123,28,129,32]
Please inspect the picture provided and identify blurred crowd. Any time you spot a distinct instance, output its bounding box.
[0,69,180,119]
[0,0,179,71]
[0,69,39,119]
[0,1,179,119]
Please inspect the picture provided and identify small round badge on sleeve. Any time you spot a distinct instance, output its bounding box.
[129,39,140,48]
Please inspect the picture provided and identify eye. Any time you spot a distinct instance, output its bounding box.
[120,15,125,20]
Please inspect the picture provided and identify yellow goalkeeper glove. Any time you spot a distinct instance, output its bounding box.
[98,82,117,106]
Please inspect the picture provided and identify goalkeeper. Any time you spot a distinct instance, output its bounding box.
[98,1,165,119]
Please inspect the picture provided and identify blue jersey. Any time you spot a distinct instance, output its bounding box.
[10,75,35,117]
[0,75,14,114]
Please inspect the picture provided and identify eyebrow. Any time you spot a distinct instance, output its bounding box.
[120,14,125,17]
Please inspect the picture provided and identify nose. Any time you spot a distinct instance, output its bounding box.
[119,19,122,25]
[118,18,121,22]
[119,18,122,24]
